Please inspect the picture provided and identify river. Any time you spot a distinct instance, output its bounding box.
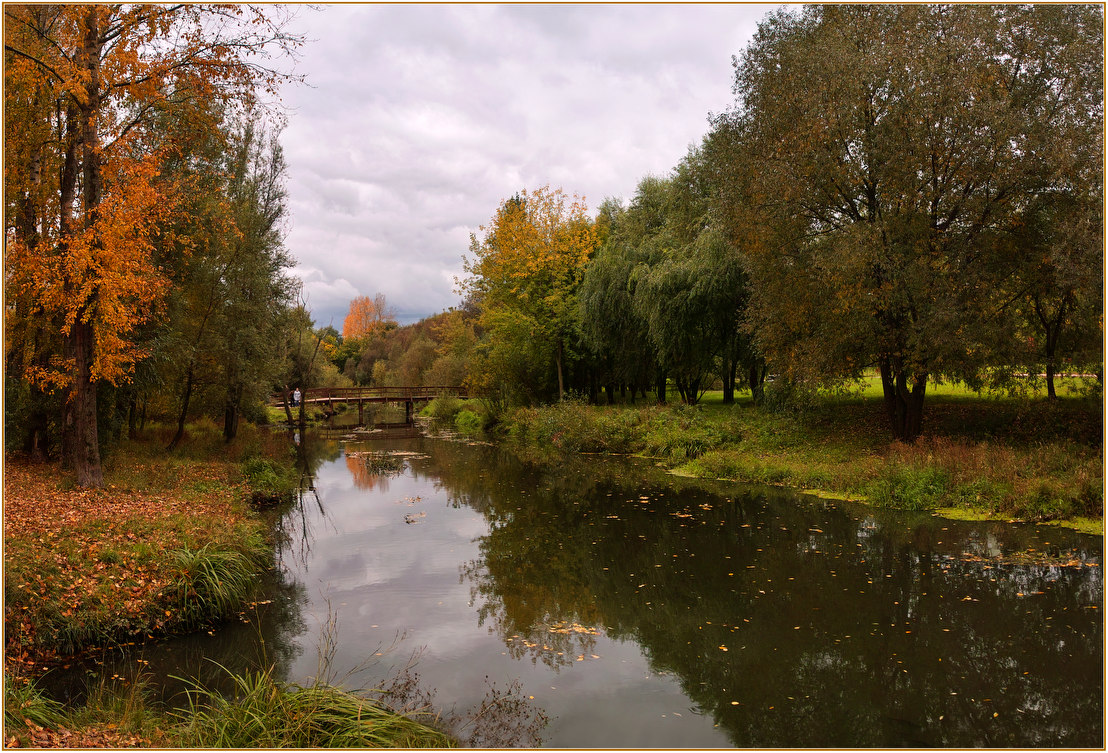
[46,428,1104,747]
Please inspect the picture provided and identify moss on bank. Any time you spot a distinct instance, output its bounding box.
[497,394,1103,532]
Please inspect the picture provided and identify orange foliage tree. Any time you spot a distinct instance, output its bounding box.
[342,293,397,341]
[4,5,301,486]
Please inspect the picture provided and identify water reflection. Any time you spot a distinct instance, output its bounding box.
[420,441,1102,748]
[42,433,1101,749]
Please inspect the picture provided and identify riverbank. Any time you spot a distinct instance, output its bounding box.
[485,392,1103,534]
[2,421,452,748]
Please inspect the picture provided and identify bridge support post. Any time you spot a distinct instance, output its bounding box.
[358,399,364,426]
[405,399,413,424]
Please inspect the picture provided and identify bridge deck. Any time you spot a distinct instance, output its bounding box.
[271,386,465,407]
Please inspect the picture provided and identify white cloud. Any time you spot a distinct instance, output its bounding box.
[279,3,775,327]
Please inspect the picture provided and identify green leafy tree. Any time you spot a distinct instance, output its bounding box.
[717,4,1103,439]
[1010,192,1104,398]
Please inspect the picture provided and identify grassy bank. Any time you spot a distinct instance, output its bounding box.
[3,419,452,747]
[495,390,1103,532]
[3,667,454,748]
[4,421,285,669]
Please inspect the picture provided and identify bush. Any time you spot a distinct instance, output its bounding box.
[454,409,486,435]
[241,457,294,505]
[423,394,464,421]
[761,378,820,414]
[866,466,951,511]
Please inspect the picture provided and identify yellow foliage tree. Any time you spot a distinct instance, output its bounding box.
[463,186,597,401]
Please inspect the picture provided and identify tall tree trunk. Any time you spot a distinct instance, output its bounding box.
[1045,360,1057,400]
[281,385,295,424]
[224,383,242,442]
[127,391,138,439]
[879,359,927,442]
[748,359,767,406]
[70,320,103,486]
[656,370,667,404]
[555,339,565,401]
[722,348,741,405]
[168,365,194,451]
[1034,294,1068,401]
[68,7,105,486]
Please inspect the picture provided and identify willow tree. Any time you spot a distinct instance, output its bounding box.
[717,4,1103,440]
[4,5,301,484]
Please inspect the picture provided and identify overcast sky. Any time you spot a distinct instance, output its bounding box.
[278,3,776,328]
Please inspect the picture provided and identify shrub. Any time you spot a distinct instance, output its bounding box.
[761,378,819,414]
[866,466,951,510]
[455,409,486,435]
[422,394,464,421]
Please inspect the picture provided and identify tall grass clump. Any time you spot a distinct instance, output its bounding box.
[4,676,65,731]
[174,666,454,748]
[241,456,295,506]
[168,534,267,628]
[507,401,647,454]
[865,466,951,511]
[641,406,736,460]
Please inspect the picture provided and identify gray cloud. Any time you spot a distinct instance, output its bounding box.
[280,3,775,327]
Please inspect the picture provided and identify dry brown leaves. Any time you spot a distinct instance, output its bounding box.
[4,456,252,672]
[6,723,155,749]
[3,459,237,538]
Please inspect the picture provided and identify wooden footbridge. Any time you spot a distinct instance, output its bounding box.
[273,386,465,424]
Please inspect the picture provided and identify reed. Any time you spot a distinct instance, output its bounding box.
[173,664,455,748]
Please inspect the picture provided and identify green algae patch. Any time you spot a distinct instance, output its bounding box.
[1039,516,1103,536]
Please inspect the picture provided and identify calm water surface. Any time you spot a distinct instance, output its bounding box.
[50,430,1104,747]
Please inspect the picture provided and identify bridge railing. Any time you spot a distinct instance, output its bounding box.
[273,386,467,404]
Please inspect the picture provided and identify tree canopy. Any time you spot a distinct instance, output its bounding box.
[4,4,302,483]
[709,4,1104,439]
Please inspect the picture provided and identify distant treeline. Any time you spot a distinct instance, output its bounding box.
[338,5,1103,442]
[6,6,1101,489]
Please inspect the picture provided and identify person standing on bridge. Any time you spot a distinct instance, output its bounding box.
[292,387,301,407]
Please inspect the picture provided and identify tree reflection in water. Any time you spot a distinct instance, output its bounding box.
[429,441,1102,748]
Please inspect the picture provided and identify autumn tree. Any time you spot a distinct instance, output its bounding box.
[715,4,1103,440]
[342,293,397,341]
[462,186,597,403]
[4,5,301,484]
